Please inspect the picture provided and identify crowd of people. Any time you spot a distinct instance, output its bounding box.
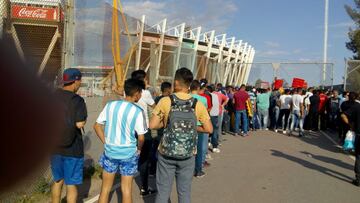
[50,67,360,203]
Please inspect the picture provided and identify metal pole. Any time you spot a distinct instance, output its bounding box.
[63,0,75,70]
[323,0,329,86]
[0,0,8,39]
[135,15,145,70]
[344,59,348,91]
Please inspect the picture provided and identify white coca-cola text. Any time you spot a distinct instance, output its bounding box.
[18,8,49,19]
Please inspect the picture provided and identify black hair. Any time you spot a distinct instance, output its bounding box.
[190,80,201,91]
[349,92,359,102]
[207,85,215,92]
[160,82,172,92]
[174,67,193,87]
[131,70,146,81]
[240,84,246,89]
[63,81,75,87]
[200,78,208,88]
[284,89,290,94]
[124,78,144,96]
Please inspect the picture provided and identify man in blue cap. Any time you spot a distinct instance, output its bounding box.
[51,68,88,203]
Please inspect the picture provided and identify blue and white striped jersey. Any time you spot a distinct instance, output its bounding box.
[96,100,148,159]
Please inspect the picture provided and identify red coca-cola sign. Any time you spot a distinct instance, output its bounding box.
[11,5,59,22]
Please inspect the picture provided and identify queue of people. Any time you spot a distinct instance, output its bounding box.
[50,67,360,203]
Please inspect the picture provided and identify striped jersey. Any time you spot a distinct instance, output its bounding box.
[96,100,148,159]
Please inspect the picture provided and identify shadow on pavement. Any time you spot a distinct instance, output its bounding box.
[299,151,354,171]
[270,149,353,183]
[300,131,342,154]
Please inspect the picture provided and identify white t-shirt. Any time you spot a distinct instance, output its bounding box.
[292,94,303,111]
[303,92,313,110]
[137,89,155,127]
[209,93,220,116]
[279,94,292,110]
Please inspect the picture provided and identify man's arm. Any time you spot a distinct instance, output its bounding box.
[197,119,213,134]
[137,134,145,154]
[93,123,105,144]
[149,111,164,130]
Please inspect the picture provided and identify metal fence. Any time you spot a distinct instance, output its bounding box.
[247,62,334,88]
[344,60,360,92]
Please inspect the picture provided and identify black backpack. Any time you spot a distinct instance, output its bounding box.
[159,94,198,159]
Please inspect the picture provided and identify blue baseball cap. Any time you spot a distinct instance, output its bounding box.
[63,68,82,84]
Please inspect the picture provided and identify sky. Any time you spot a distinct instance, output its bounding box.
[74,0,356,86]
[119,0,356,85]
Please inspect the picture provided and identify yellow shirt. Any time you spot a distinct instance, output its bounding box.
[152,92,210,128]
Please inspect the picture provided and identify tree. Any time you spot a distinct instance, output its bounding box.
[345,1,360,59]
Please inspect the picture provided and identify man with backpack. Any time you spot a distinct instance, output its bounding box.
[51,68,87,203]
[149,67,213,203]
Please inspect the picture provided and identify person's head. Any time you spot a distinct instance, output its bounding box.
[313,90,318,95]
[174,67,193,92]
[124,78,144,102]
[343,91,349,100]
[190,80,201,93]
[63,68,82,92]
[131,70,147,83]
[308,87,314,93]
[332,90,339,97]
[160,82,172,96]
[284,89,290,95]
[207,85,215,93]
[349,92,359,102]
[216,83,223,91]
[295,87,302,94]
[240,84,246,91]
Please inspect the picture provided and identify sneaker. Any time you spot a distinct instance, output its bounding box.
[265,128,269,131]
[242,134,249,137]
[203,161,211,168]
[194,171,206,178]
[206,154,213,160]
[212,148,221,153]
[208,143,212,148]
[234,133,239,136]
[140,188,157,197]
[275,129,278,133]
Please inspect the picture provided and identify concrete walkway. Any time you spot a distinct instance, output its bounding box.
[82,129,360,203]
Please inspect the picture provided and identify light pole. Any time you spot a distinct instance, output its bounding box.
[323,0,329,86]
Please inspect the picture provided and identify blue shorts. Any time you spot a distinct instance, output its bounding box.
[51,155,84,185]
[99,153,139,176]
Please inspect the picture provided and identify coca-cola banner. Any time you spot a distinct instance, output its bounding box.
[11,5,59,22]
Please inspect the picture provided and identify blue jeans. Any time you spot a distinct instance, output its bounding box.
[235,110,248,134]
[210,116,219,148]
[290,110,304,132]
[195,133,208,173]
[258,109,269,129]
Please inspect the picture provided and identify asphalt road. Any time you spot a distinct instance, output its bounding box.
[81,97,360,203]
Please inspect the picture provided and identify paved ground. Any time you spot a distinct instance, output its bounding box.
[80,97,360,203]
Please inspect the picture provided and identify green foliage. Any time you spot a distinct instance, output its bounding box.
[345,1,360,59]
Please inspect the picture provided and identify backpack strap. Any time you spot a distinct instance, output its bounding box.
[191,98,198,110]
[169,94,176,107]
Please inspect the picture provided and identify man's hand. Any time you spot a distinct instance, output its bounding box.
[93,123,105,144]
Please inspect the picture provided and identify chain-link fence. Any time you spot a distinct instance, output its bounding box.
[247,62,334,88]
[344,60,360,93]
[0,1,66,202]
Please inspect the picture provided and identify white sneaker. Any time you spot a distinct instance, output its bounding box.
[212,148,221,153]
[265,128,269,131]
[283,130,287,134]
[208,143,212,148]
[206,154,213,160]
[275,129,278,133]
